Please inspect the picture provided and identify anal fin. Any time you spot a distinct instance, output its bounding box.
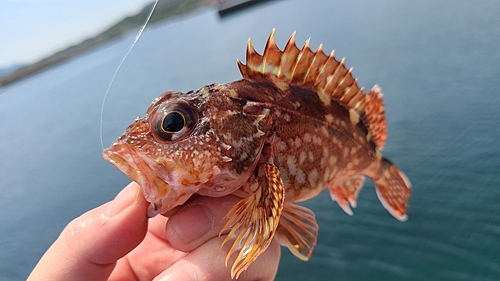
[220,164,285,279]
[328,175,365,215]
[275,203,318,261]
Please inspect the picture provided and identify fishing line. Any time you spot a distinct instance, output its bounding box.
[100,0,159,150]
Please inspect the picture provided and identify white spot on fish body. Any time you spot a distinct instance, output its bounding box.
[308,169,319,187]
[321,147,330,168]
[313,134,323,145]
[227,110,239,116]
[329,155,338,166]
[283,113,291,122]
[292,101,301,109]
[213,166,221,175]
[304,133,312,143]
[233,139,243,149]
[192,157,201,169]
[287,155,297,176]
[296,169,306,184]
[366,132,372,142]
[274,81,289,92]
[349,109,360,124]
[229,89,238,97]
[318,91,330,106]
[277,141,287,152]
[279,167,290,187]
[323,147,330,158]
[299,151,307,164]
[308,151,314,162]
[323,168,331,182]
[294,137,302,148]
[240,152,248,161]
[268,156,275,164]
[277,154,284,164]
[347,162,354,170]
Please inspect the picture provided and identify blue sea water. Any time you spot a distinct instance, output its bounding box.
[1,0,499,280]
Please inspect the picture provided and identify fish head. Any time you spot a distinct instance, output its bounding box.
[103,89,238,217]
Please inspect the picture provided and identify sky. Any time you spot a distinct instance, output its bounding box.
[0,0,154,68]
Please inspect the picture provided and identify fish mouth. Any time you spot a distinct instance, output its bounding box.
[103,143,173,217]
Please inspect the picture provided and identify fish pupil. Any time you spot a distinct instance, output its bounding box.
[162,111,185,133]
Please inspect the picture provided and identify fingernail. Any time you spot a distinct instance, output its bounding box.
[169,204,214,244]
[108,184,140,217]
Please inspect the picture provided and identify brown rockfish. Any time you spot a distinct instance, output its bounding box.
[103,29,411,278]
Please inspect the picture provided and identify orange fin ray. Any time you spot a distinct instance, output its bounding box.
[238,29,387,149]
[275,203,318,261]
[291,38,315,84]
[220,163,285,279]
[328,175,365,215]
[374,158,411,221]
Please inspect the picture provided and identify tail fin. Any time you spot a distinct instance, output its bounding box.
[373,158,411,221]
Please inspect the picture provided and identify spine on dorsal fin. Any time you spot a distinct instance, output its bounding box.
[237,29,387,149]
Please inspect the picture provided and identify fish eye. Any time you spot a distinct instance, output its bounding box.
[161,111,185,133]
[152,103,197,142]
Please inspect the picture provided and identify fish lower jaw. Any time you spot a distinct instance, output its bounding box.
[102,146,204,216]
[103,147,172,208]
[103,147,145,183]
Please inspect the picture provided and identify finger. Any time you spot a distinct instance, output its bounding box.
[28,182,150,281]
[165,195,241,252]
[153,236,281,281]
[109,214,185,281]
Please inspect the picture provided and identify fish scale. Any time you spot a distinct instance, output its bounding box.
[103,29,411,279]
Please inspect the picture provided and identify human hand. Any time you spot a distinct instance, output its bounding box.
[28,182,280,281]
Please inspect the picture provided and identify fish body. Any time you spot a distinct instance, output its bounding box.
[103,30,411,278]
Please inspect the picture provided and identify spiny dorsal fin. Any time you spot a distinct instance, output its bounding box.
[237,29,387,149]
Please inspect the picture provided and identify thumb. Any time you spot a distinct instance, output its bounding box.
[28,182,149,281]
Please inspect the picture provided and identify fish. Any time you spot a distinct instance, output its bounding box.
[103,29,411,278]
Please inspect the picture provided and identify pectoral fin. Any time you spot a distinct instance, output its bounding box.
[328,175,365,215]
[220,163,285,279]
[275,203,318,261]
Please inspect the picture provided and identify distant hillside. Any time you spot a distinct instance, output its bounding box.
[0,64,25,77]
[0,0,213,87]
